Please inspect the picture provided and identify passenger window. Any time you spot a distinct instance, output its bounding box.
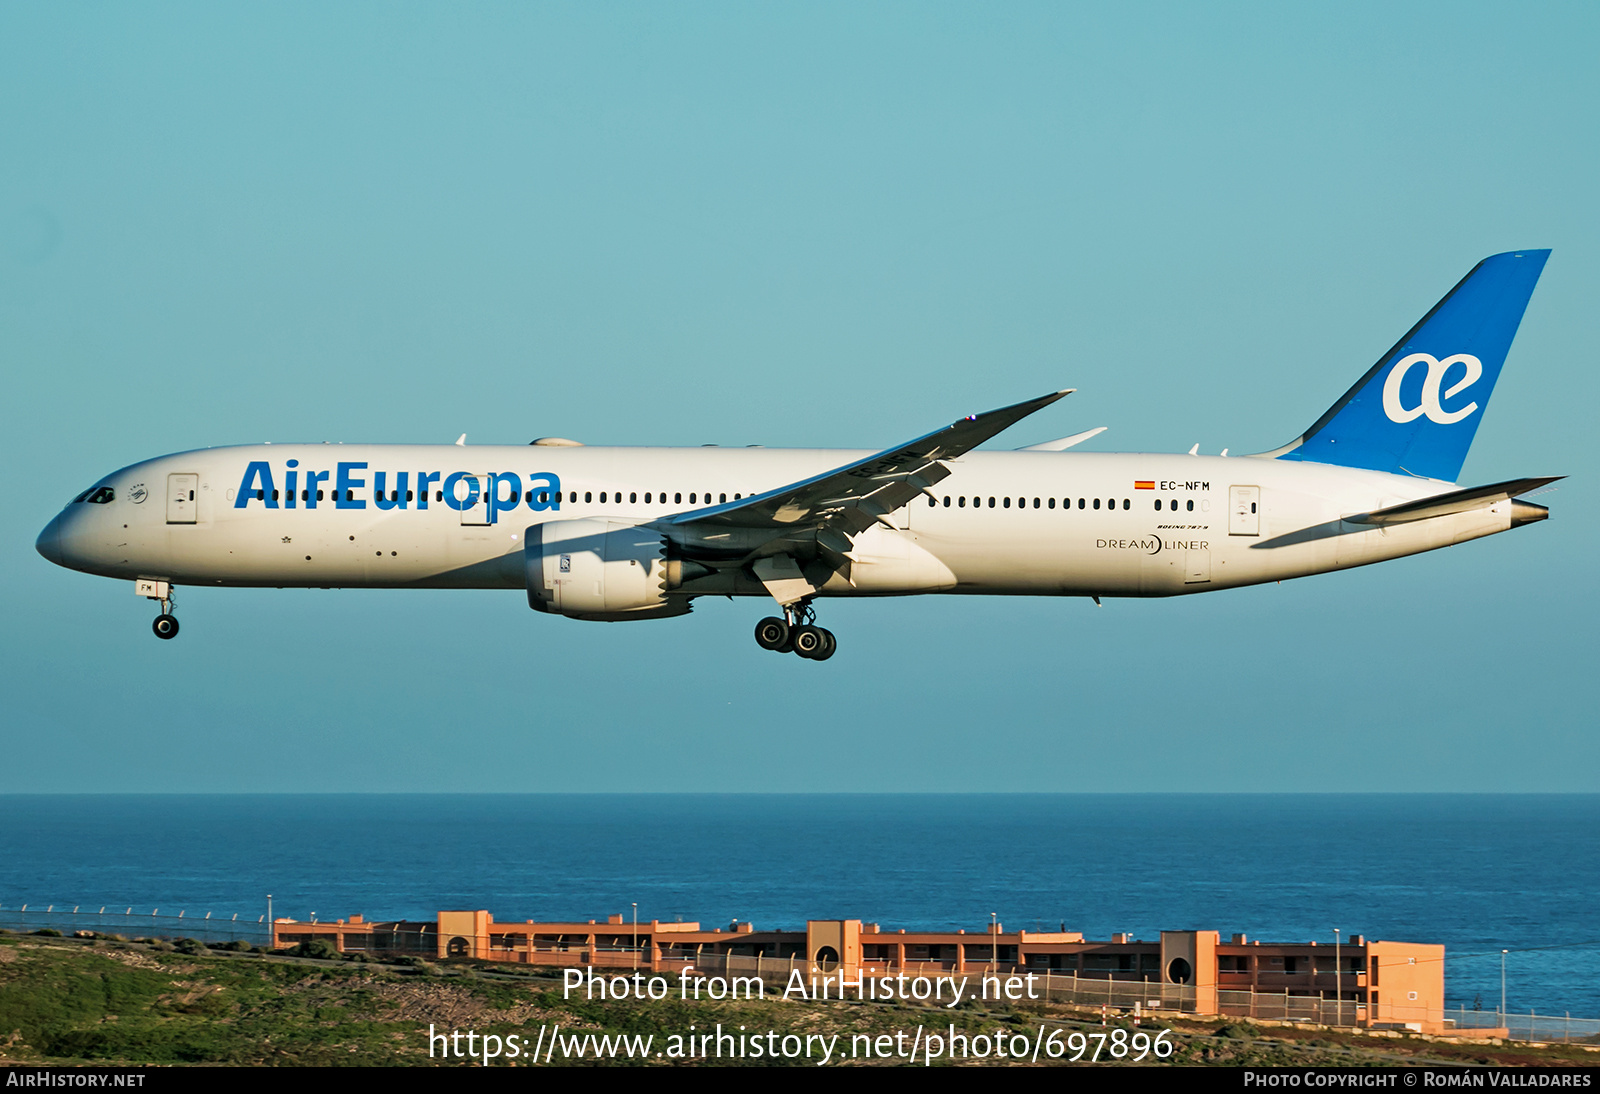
[407,491,414,502]
[928,496,936,507]
[675,493,683,504]
[273,490,280,501]
[1122,499,1130,510]
[689,493,696,503]
[1170,498,1177,509]
[1186,499,1194,511]
[630,492,637,503]
[1003,497,1011,508]
[600,491,607,503]
[1093,498,1100,510]
[958,496,966,507]
[1154,499,1162,510]
[1033,498,1040,508]
[988,497,995,508]
[1048,498,1055,509]
[1077,498,1085,509]
[585,492,592,503]
[944,497,951,507]
[256,489,265,501]
[720,493,727,503]
[644,492,652,504]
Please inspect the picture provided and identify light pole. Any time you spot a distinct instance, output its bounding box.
[267,895,273,948]
[1501,950,1508,1025]
[632,903,639,971]
[991,913,998,975]
[1333,928,1341,1027]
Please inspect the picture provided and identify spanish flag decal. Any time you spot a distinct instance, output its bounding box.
[1134,481,1155,490]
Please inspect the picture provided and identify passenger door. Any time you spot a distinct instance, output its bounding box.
[1229,485,1260,537]
[166,473,198,524]
[458,475,492,526]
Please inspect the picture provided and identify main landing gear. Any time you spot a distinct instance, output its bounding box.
[754,600,836,661]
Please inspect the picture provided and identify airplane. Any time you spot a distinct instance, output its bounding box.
[37,250,1559,661]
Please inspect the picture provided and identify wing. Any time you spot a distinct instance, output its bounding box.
[665,389,1073,541]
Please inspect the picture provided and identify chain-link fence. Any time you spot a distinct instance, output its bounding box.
[0,903,270,947]
[1447,1007,1600,1043]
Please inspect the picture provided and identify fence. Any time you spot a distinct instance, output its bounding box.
[1446,1007,1600,1044]
[0,903,271,947]
[683,950,1199,1012]
[1218,988,1362,1027]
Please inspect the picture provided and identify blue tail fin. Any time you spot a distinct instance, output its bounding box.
[1275,250,1549,482]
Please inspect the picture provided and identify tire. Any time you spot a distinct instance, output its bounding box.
[812,628,837,661]
[754,617,790,652]
[792,625,825,658]
[152,614,179,640]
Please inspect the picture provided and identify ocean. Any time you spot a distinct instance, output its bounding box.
[1,794,1594,1017]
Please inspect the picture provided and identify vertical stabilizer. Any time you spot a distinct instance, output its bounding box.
[1273,250,1549,482]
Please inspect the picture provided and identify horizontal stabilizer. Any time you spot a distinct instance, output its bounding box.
[1017,426,1107,451]
[1345,476,1563,526]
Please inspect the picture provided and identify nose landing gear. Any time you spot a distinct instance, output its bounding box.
[139,580,180,640]
[753,600,836,661]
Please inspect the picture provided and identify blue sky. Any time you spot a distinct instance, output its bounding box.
[3,2,1596,792]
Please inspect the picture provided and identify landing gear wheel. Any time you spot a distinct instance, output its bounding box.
[792,625,826,659]
[754,617,791,652]
[812,628,837,661]
[152,614,179,640]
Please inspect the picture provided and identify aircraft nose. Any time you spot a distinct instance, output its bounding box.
[36,514,63,566]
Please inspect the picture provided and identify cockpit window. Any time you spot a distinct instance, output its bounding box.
[72,489,94,504]
[86,487,115,504]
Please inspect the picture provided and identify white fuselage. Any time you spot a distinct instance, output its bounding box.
[38,443,1519,603]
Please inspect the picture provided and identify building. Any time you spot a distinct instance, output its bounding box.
[274,911,1456,1034]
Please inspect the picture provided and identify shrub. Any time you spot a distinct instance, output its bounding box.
[291,938,340,960]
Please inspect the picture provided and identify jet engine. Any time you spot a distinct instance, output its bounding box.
[525,519,689,620]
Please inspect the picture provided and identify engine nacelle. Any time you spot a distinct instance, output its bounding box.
[526,519,684,620]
